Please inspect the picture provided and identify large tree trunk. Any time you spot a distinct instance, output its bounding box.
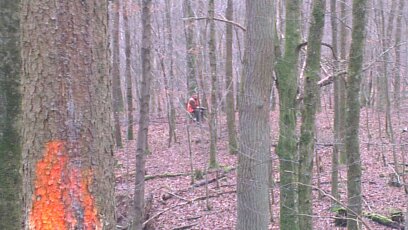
[0,1,21,229]
[208,0,218,168]
[21,1,115,229]
[298,0,326,228]
[133,0,152,229]
[225,0,238,155]
[275,0,302,229]
[345,0,368,229]
[236,0,274,229]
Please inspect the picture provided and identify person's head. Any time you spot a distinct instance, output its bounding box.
[192,94,198,99]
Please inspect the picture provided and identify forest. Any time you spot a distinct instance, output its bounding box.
[1,0,408,229]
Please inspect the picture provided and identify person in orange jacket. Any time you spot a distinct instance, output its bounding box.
[187,94,200,122]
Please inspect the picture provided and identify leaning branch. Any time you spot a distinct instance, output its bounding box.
[182,17,246,31]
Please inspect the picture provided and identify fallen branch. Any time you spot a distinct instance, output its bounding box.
[143,190,236,227]
[145,172,189,181]
[191,167,236,188]
[364,212,404,229]
[172,223,198,230]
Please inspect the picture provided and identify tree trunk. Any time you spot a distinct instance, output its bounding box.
[125,0,135,140]
[298,0,326,228]
[133,0,152,229]
[21,1,115,229]
[0,1,21,229]
[183,0,198,95]
[164,0,177,146]
[393,0,404,110]
[236,0,274,229]
[275,0,301,229]
[330,0,340,205]
[110,0,124,148]
[208,0,218,168]
[225,0,238,155]
[338,0,348,164]
[345,0,368,229]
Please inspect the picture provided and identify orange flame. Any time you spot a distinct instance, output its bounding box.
[29,141,101,230]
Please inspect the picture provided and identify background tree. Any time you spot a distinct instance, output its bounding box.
[110,0,124,148]
[183,0,198,95]
[20,1,115,229]
[275,0,302,228]
[133,0,153,229]
[345,0,368,228]
[236,0,274,228]
[125,0,135,140]
[298,0,326,228]
[208,0,218,168]
[0,1,21,229]
[225,0,238,155]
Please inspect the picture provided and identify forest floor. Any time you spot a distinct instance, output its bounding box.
[114,103,408,230]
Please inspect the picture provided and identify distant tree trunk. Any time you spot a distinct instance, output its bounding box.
[208,0,218,168]
[225,0,238,155]
[0,1,21,229]
[183,0,198,95]
[236,0,274,229]
[338,0,348,164]
[164,0,177,146]
[110,0,124,148]
[21,1,115,229]
[133,0,152,229]
[125,0,134,140]
[275,0,301,229]
[298,0,326,228]
[393,0,404,109]
[345,0,368,229]
[330,0,340,204]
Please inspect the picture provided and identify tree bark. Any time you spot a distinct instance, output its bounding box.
[275,0,302,229]
[208,0,218,168]
[21,1,115,229]
[330,0,340,206]
[0,1,21,229]
[183,0,198,95]
[236,0,274,229]
[225,0,238,155]
[125,0,135,140]
[133,0,152,229]
[298,0,326,228]
[346,0,368,229]
[110,0,124,148]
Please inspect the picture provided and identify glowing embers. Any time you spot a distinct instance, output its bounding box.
[29,141,100,230]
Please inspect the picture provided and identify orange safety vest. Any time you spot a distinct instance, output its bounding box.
[187,97,199,113]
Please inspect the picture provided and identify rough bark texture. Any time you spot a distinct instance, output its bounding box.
[393,0,404,109]
[298,0,325,228]
[236,0,274,229]
[133,0,152,229]
[183,0,198,95]
[225,0,238,155]
[21,1,115,229]
[208,0,218,168]
[0,1,21,229]
[275,0,301,229]
[346,0,368,229]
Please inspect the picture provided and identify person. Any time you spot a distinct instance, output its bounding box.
[187,94,200,122]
